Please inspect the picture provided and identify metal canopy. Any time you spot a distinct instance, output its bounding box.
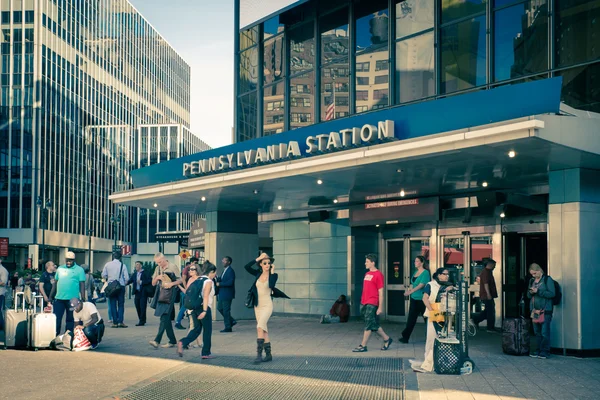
[110,116,600,217]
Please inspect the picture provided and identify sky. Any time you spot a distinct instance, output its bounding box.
[129,0,235,149]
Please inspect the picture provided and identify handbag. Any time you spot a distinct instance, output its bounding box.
[104,262,124,298]
[245,288,255,308]
[531,309,545,324]
[158,283,173,304]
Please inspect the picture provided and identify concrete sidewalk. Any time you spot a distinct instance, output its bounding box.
[0,299,599,400]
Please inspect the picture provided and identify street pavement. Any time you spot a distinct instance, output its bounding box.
[0,299,599,400]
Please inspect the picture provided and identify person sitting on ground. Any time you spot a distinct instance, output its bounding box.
[70,298,105,349]
[320,295,350,323]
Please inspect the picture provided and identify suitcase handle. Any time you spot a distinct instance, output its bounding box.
[14,291,25,312]
[33,294,44,314]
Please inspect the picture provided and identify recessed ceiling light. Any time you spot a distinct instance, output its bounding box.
[376,224,380,227]
[400,190,405,197]
[333,199,338,204]
[201,196,206,202]
[317,179,323,185]
[277,205,282,210]
[396,169,403,173]
[153,203,158,208]
[500,212,506,218]
[508,150,516,158]
[253,189,259,194]
[482,181,488,188]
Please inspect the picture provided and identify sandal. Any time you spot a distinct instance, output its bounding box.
[352,345,368,352]
[381,338,393,351]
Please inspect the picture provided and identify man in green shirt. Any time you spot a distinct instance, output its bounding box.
[51,251,86,335]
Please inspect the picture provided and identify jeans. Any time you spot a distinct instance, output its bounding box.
[107,297,114,321]
[402,298,426,341]
[53,299,74,335]
[217,298,235,329]
[109,290,125,324]
[0,294,5,330]
[134,291,148,324]
[83,321,105,346]
[176,293,186,324]
[180,308,212,356]
[533,312,553,356]
[473,299,496,330]
[155,313,177,345]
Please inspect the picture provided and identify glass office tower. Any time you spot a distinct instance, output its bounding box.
[235,0,600,143]
[0,0,200,267]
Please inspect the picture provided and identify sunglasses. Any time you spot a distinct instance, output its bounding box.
[189,268,198,271]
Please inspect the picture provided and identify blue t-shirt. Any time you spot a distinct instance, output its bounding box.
[410,270,431,300]
[55,264,86,300]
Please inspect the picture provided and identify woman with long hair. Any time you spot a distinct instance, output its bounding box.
[527,263,555,359]
[400,255,430,343]
[244,252,278,363]
[177,261,217,359]
[413,268,455,373]
[148,253,182,349]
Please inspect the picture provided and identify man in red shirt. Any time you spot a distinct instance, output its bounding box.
[353,254,393,352]
[472,259,498,332]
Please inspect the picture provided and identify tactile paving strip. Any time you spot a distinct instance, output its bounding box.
[119,356,404,400]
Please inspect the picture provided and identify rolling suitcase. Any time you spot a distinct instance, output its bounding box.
[4,292,29,349]
[502,317,530,355]
[28,295,56,350]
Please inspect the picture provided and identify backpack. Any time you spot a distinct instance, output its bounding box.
[184,277,207,310]
[545,276,562,306]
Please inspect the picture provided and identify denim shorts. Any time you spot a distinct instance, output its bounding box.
[361,304,380,331]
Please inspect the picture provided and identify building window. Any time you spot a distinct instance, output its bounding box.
[441,0,486,24]
[356,90,369,101]
[320,7,350,66]
[357,76,369,85]
[290,71,314,129]
[375,75,389,84]
[396,0,434,39]
[356,62,371,72]
[263,82,284,135]
[264,35,285,85]
[555,0,600,68]
[440,15,487,94]
[289,22,314,74]
[291,112,312,123]
[335,96,349,106]
[373,89,388,100]
[494,1,548,82]
[396,31,435,103]
[375,60,389,71]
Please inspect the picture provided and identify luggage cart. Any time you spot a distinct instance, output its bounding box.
[433,274,475,375]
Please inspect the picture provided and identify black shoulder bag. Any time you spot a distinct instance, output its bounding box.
[105,262,124,298]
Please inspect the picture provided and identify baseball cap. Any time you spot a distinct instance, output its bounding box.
[69,298,81,311]
[66,251,76,260]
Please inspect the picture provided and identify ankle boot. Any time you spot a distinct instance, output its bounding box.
[263,342,272,362]
[254,338,265,363]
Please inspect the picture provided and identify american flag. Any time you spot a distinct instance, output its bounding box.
[325,101,335,121]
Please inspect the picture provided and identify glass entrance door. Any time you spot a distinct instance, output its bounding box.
[385,237,430,322]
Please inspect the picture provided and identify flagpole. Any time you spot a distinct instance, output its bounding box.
[332,73,336,119]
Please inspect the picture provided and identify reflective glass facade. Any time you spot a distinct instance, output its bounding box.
[137,124,210,244]
[235,0,600,143]
[0,0,192,247]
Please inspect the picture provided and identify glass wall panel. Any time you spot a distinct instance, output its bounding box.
[470,236,493,285]
[290,71,314,130]
[440,15,487,93]
[237,92,258,142]
[264,35,285,85]
[395,0,434,39]
[240,26,258,50]
[263,82,285,136]
[395,31,435,103]
[355,0,389,113]
[239,47,258,94]
[441,0,486,24]
[321,58,350,121]
[289,22,315,74]
[494,1,548,82]
[443,236,465,284]
[558,62,600,113]
[264,15,284,38]
[320,7,349,65]
[555,0,600,67]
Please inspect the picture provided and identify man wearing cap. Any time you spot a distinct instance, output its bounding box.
[102,251,130,328]
[71,297,105,349]
[51,251,86,335]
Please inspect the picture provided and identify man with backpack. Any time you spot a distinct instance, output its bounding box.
[527,263,559,359]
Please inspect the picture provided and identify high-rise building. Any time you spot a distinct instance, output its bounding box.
[0,0,206,270]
